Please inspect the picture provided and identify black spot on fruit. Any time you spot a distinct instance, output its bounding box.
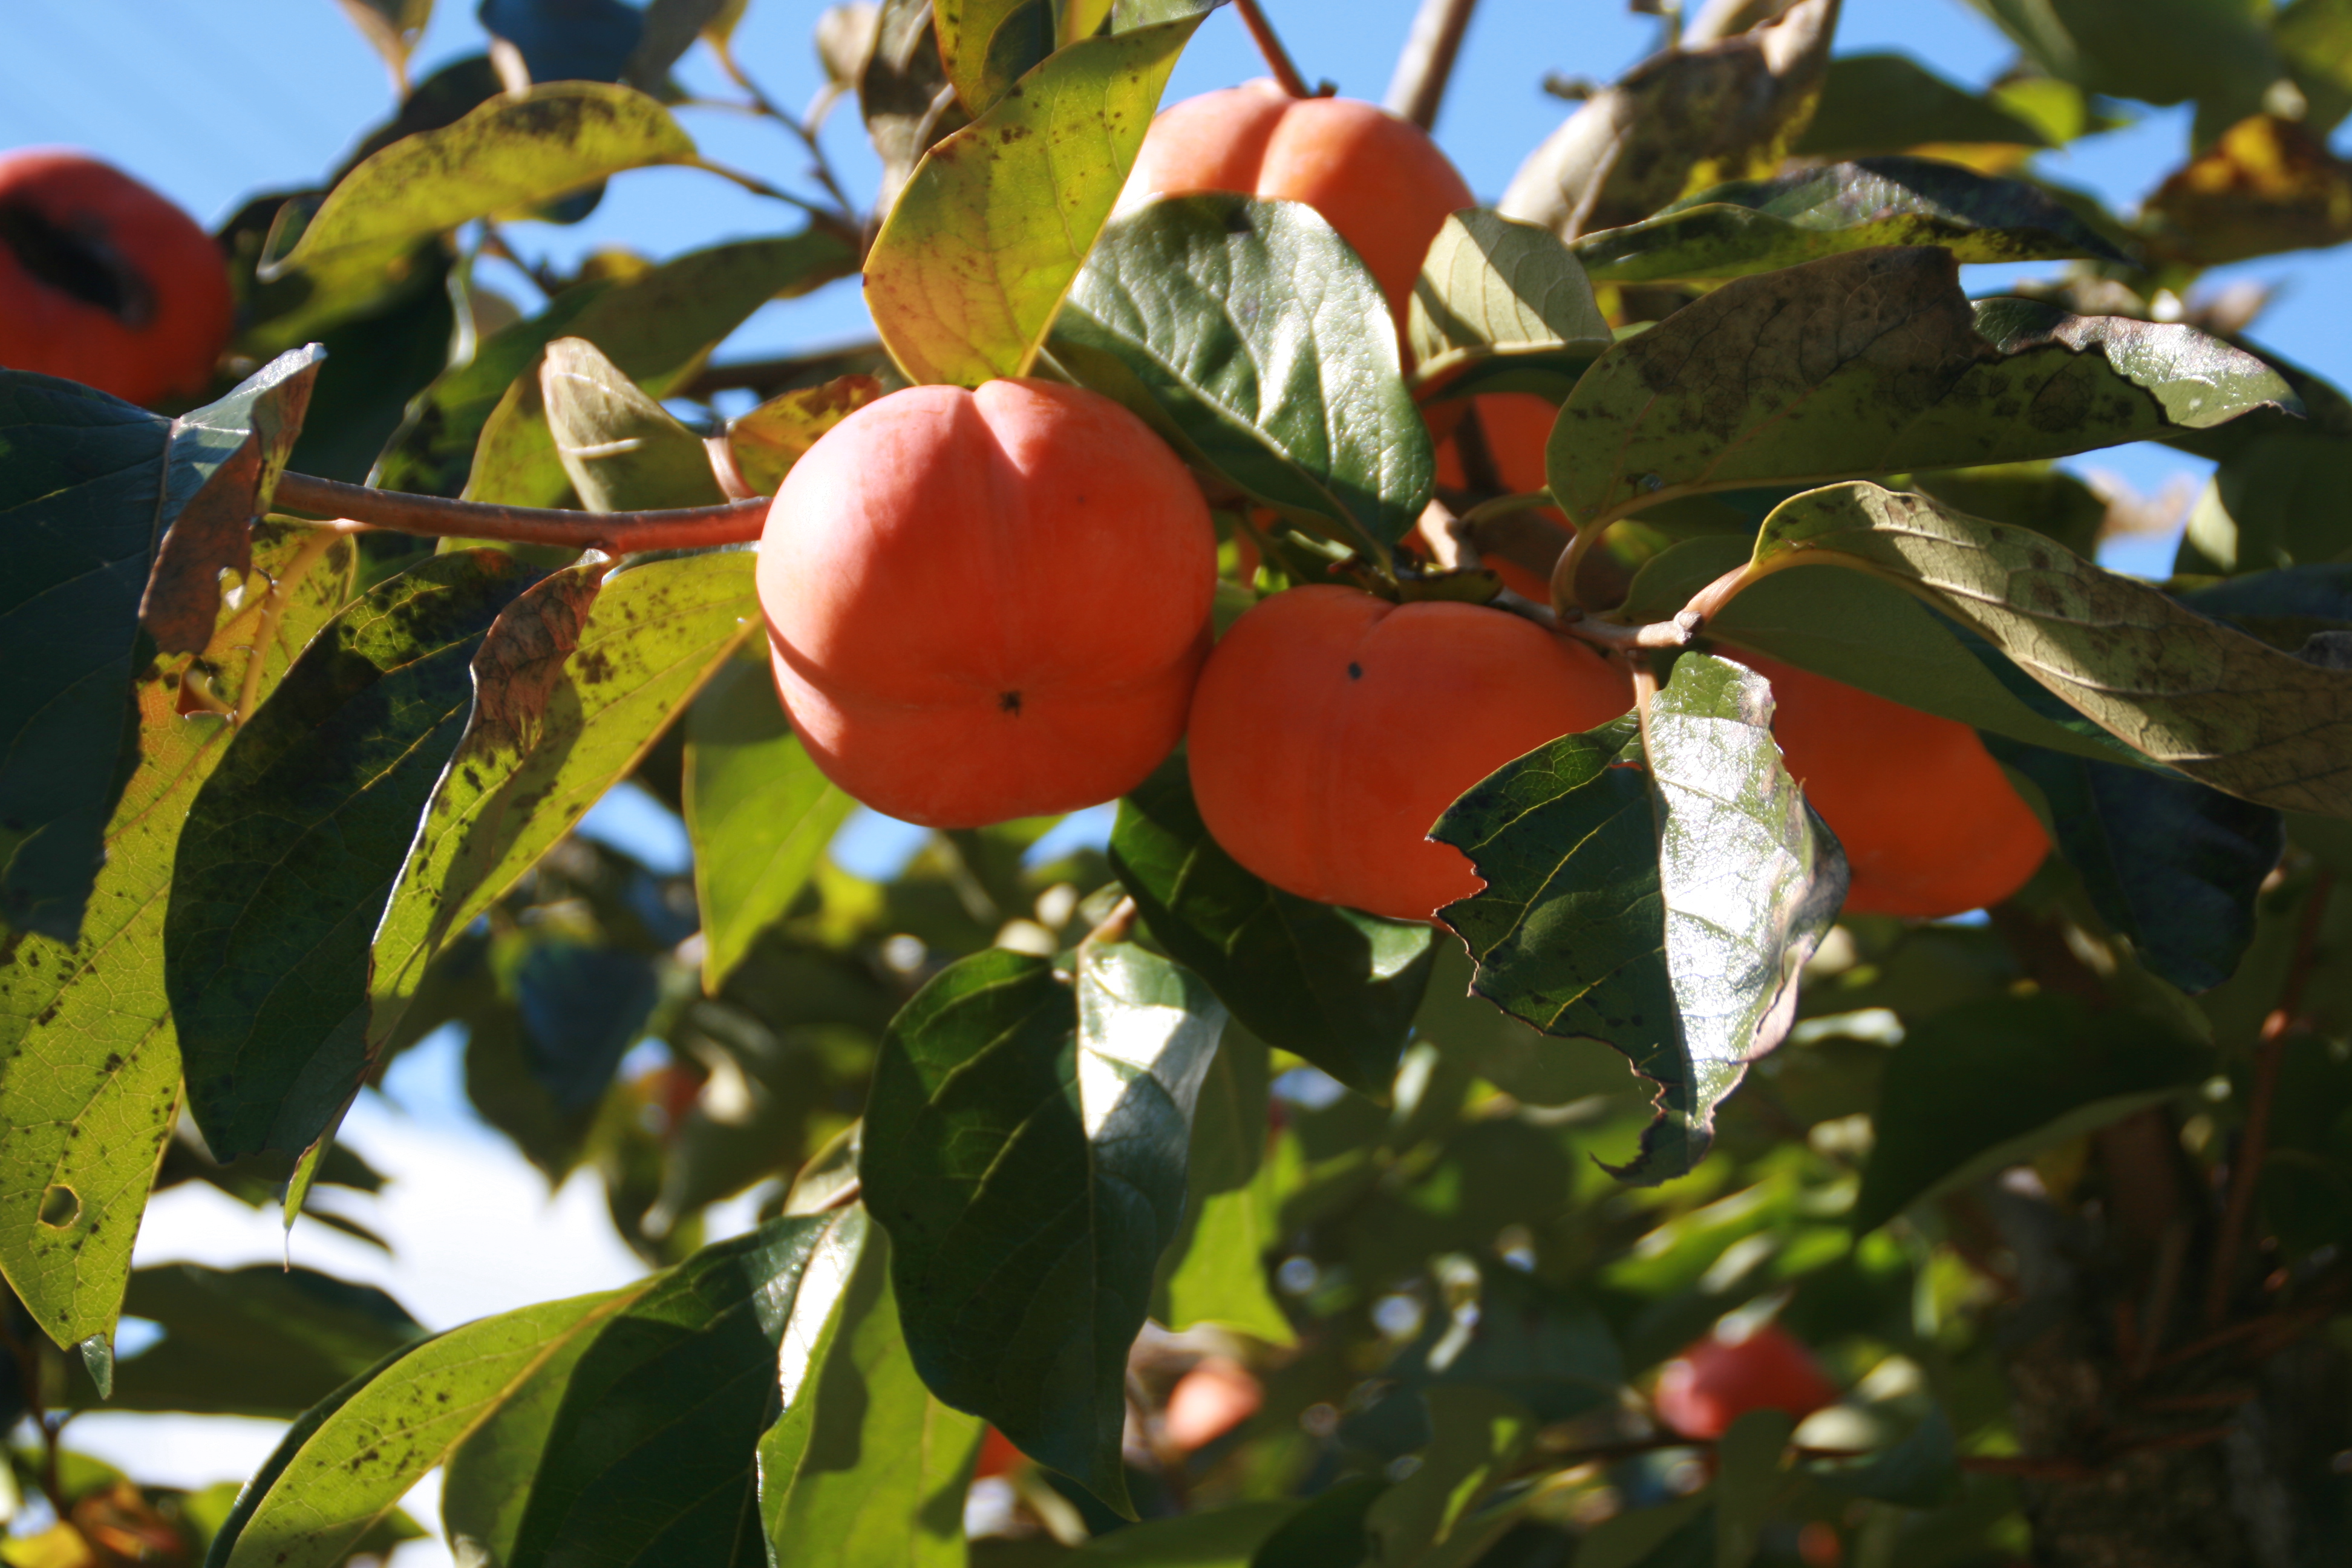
[1000,690,1023,714]
[1347,662,1362,680]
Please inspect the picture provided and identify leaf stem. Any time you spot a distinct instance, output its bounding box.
[2205,867,2335,1328]
[1233,0,1316,99]
[1385,0,1481,129]
[273,471,769,554]
[673,157,863,247]
[701,47,863,228]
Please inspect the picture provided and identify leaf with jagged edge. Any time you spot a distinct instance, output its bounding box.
[864,7,1205,387]
[861,943,1225,1514]
[1432,656,1846,1183]
[367,551,759,1063]
[540,336,726,512]
[168,552,539,1162]
[1409,209,1612,394]
[1547,247,2296,531]
[0,523,357,1353]
[1749,481,2352,818]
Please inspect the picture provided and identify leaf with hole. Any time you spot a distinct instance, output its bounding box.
[861,943,1224,1512]
[1432,656,1846,1183]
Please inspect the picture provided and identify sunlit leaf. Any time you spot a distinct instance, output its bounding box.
[1409,209,1612,393]
[1154,1028,1292,1344]
[1110,759,1432,1096]
[862,944,1224,1512]
[1433,656,1846,1183]
[934,0,1054,113]
[1572,157,2128,285]
[2142,115,2352,267]
[723,374,884,497]
[864,8,1204,387]
[540,336,726,511]
[1362,1387,1535,1566]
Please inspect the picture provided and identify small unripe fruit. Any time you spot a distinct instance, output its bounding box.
[758,379,1216,829]
[1654,1322,1840,1439]
[0,148,232,405]
[1728,652,2048,918]
[1186,585,1632,922]
[1118,81,1476,336]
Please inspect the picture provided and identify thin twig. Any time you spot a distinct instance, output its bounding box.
[1385,0,1481,129]
[1077,896,1140,962]
[2206,869,2336,1327]
[1233,0,1313,98]
[705,48,861,224]
[274,471,768,555]
[1556,607,1699,654]
[675,158,863,247]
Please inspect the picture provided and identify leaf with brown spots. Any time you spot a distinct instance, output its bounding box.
[0,522,358,1352]
[863,7,1206,387]
[724,373,884,496]
[1746,481,2352,818]
[935,0,1054,114]
[366,550,760,1063]
[1546,246,2298,531]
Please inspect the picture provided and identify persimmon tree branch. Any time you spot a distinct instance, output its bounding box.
[272,471,769,554]
[1233,0,1315,98]
[1386,0,1481,129]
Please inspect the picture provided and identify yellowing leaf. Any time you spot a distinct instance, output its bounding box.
[864,11,1205,387]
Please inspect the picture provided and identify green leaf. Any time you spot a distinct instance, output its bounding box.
[1414,941,1649,1106]
[1713,1408,1796,1568]
[1068,1502,1313,1565]
[367,551,759,1058]
[861,943,1226,1513]
[1575,1496,1713,1568]
[264,82,695,279]
[0,521,357,1351]
[1852,992,2213,1232]
[1913,460,2109,560]
[0,351,322,941]
[1749,482,2352,818]
[864,8,1204,387]
[2177,426,2352,575]
[1809,1406,1961,1508]
[1403,1260,1624,1425]
[1053,194,1434,561]
[685,653,854,991]
[1794,54,2058,157]
[1571,157,2128,286]
[465,233,853,508]
[1964,0,2278,120]
[1109,759,1433,1096]
[540,336,727,511]
[2278,0,2352,135]
[64,1264,426,1418]
[1984,736,2283,993]
[935,0,1055,113]
[1548,248,2296,529]
[1497,0,1836,239]
[724,374,886,497]
[168,551,540,1160]
[1410,209,1612,392]
[1155,1029,1293,1344]
[757,1210,985,1567]
[208,1285,639,1568]
[1432,656,1846,1183]
[1362,1387,1536,1566]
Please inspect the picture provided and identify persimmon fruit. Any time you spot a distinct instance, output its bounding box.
[758,379,1215,829]
[0,148,232,406]
[1186,584,1632,922]
[1429,391,1572,603]
[1162,1356,1263,1451]
[1117,80,1475,335]
[1728,650,2048,918]
[1654,1322,1840,1440]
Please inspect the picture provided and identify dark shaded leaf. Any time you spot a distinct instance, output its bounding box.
[168,551,538,1160]
[479,0,645,84]
[1986,736,2282,992]
[1572,157,2128,286]
[1152,1028,1292,1344]
[1749,482,2352,818]
[1809,1406,1961,1507]
[1498,0,1835,239]
[1853,992,2213,1232]
[1110,759,1432,1096]
[861,0,973,215]
[2141,115,2352,267]
[1964,0,2278,122]
[1433,656,1845,1183]
[861,944,1224,1512]
[1548,248,2296,530]
[1794,54,2056,158]
[0,521,356,1350]
[2176,426,2352,575]
[864,7,1205,388]
[685,653,854,991]
[1362,1387,1535,1566]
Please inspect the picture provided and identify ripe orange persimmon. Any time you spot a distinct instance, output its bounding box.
[1429,392,1572,603]
[0,148,232,405]
[1117,80,1475,334]
[759,379,1215,828]
[1162,1356,1263,1451]
[1728,650,2048,919]
[1187,585,1632,922]
[1655,1322,1840,1440]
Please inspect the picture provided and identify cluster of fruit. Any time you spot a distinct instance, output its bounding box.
[759,83,2050,926]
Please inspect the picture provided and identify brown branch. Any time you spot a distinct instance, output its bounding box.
[1233,0,1314,98]
[1385,0,1481,129]
[2206,869,2336,1327]
[273,471,769,555]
